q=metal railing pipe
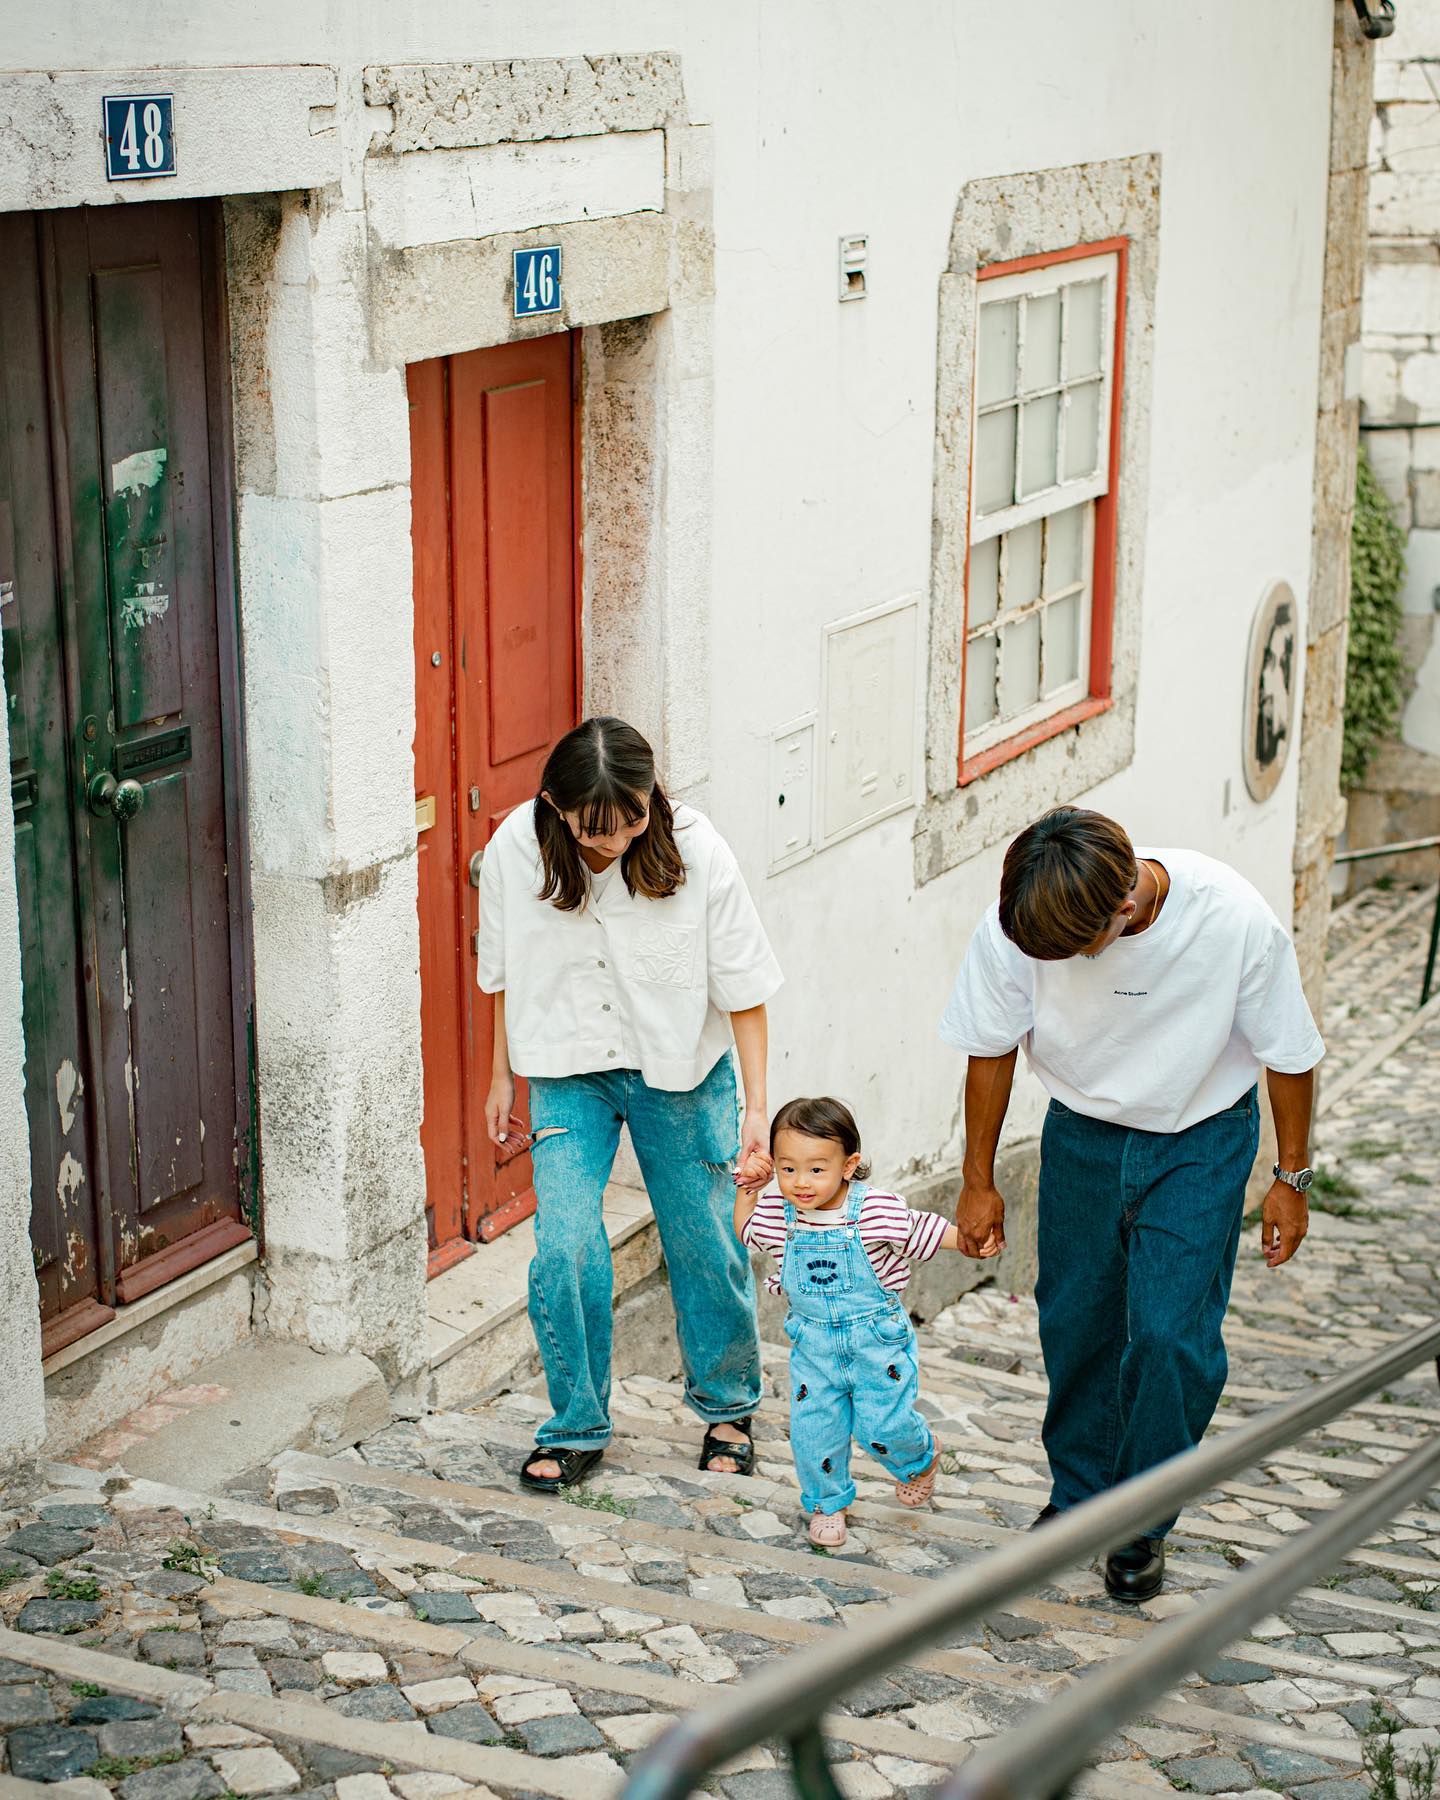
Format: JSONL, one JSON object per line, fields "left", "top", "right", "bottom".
{"left": 943, "top": 1429, "right": 1440, "bottom": 1800}
{"left": 622, "top": 1317, "right": 1440, "bottom": 1800}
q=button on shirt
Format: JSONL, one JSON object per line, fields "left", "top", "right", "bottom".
{"left": 478, "top": 802, "right": 783, "bottom": 1092}
{"left": 939, "top": 847, "right": 1325, "bottom": 1134}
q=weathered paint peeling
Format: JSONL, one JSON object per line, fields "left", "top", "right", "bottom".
{"left": 111, "top": 446, "right": 168, "bottom": 497}
{"left": 56, "top": 1151, "right": 85, "bottom": 1212}
{"left": 121, "top": 948, "right": 133, "bottom": 1012}
{"left": 55, "top": 1058, "right": 82, "bottom": 1134}
{"left": 120, "top": 581, "right": 171, "bottom": 629}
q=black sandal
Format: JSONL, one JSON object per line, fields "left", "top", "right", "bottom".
{"left": 518, "top": 1444, "right": 605, "bottom": 1494}
{"left": 698, "top": 1417, "right": 755, "bottom": 1477}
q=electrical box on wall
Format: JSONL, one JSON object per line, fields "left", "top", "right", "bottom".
{"left": 820, "top": 597, "right": 920, "bottom": 847}
{"left": 839, "top": 234, "right": 867, "bottom": 301}
{"left": 769, "top": 715, "right": 816, "bottom": 874}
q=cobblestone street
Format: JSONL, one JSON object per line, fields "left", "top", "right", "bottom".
{"left": 2, "top": 879, "right": 1439, "bottom": 1800}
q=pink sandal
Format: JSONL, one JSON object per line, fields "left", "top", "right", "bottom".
{"left": 808, "top": 1509, "right": 848, "bottom": 1548}
{"left": 895, "top": 1445, "right": 942, "bottom": 1508}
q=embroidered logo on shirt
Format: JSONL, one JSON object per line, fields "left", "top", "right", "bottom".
{"left": 629, "top": 923, "right": 697, "bottom": 988}
{"left": 1113, "top": 989, "right": 1149, "bottom": 997}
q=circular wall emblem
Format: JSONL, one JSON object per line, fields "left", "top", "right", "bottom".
{"left": 1243, "top": 579, "right": 1298, "bottom": 803}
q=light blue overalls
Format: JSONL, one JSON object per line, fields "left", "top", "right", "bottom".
{"left": 780, "top": 1182, "right": 936, "bottom": 1516}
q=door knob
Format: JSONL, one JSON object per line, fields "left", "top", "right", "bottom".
{"left": 469, "top": 848, "right": 485, "bottom": 887}
{"left": 87, "top": 773, "right": 146, "bottom": 821}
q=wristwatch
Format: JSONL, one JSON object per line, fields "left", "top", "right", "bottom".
{"left": 1273, "top": 1164, "right": 1314, "bottom": 1193}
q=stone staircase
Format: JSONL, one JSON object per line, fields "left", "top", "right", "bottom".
{"left": 2, "top": 881, "right": 1439, "bottom": 1800}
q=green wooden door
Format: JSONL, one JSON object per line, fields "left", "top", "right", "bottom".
{"left": 0, "top": 202, "right": 254, "bottom": 1358}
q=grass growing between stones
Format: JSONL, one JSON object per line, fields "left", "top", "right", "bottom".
{"left": 85, "top": 1753, "right": 184, "bottom": 1782}
{"left": 46, "top": 1568, "right": 102, "bottom": 1602}
{"left": 0, "top": 1562, "right": 26, "bottom": 1588}
{"left": 162, "top": 1538, "right": 216, "bottom": 1583}
{"left": 559, "top": 1487, "right": 634, "bottom": 1517}
{"left": 1312, "top": 1166, "right": 1362, "bottom": 1200}
{"left": 1362, "top": 1699, "right": 1439, "bottom": 1800}
{"left": 70, "top": 1681, "right": 107, "bottom": 1697}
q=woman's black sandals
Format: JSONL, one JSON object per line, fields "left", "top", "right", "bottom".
{"left": 518, "top": 1445, "right": 605, "bottom": 1494}
{"left": 698, "top": 1417, "right": 755, "bottom": 1477}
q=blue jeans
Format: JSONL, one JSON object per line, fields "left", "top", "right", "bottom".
{"left": 1035, "top": 1088, "right": 1259, "bottom": 1538}
{"left": 526, "top": 1055, "right": 762, "bottom": 1450}
{"left": 782, "top": 1185, "right": 936, "bottom": 1515}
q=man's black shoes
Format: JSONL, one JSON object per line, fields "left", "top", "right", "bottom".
{"left": 1029, "top": 1503, "right": 1060, "bottom": 1530}
{"left": 1104, "top": 1535, "right": 1165, "bottom": 1601}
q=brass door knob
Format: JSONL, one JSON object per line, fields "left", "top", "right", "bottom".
{"left": 88, "top": 773, "right": 146, "bottom": 821}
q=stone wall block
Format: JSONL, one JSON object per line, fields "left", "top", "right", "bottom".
{"left": 1361, "top": 347, "right": 1403, "bottom": 423}
{"left": 1309, "top": 514, "right": 1356, "bottom": 643}
{"left": 363, "top": 54, "right": 687, "bottom": 155}
{"left": 1401, "top": 351, "right": 1440, "bottom": 417}
{"left": 1366, "top": 424, "right": 1414, "bottom": 508}
{"left": 1362, "top": 257, "right": 1440, "bottom": 338}
{"left": 1377, "top": 100, "right": 1440, "bottom": 169}
{"left": 1412, "top": 427, "right": 1440, "bottom": 472}
{"left": 1370, "top": 171, "right": 1440, "bottom": 237}
{"left": 1414, "top": 469, "right": 1440, "bottom": 530}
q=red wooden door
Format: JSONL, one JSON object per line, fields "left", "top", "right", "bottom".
{"left": 410, "top": 332, "right": 578, "bottom": 1265}
{"left": 0, "top": 202, "right": 253, "bottom": 1354}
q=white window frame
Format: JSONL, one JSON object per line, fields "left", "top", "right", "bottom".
{"left": 963, "top": 251, "right": 1119, "bottom": 760}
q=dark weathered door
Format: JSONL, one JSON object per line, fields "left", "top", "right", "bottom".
{"left": 410, "top": 332, "right": 578, "bottom": 1262}
{"left": 0, "top": 202, "right": 253, "bottom": 1356}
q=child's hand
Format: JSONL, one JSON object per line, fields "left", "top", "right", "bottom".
{"left": 733, "top": 1148, "right": 774, "bottom": 1193}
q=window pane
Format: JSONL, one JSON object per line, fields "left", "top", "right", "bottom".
{"left": 1044, "top": 594, "right": 1081, "bottom": 692}
{"left": 1000, "top": 612, "right": 1041, "bottom": 716}
{"left": 978, "top": 300, "right": 1019, "bottom": 406}
{"left": 1022, "top": 292, "right": 1061, "bottom": 392}
{"left": 1005, "top": 521, "right": 1042, "bottom": 608}
{"left": 1065, "top": 280, "right": 1105, "bottom": 380}
{"left": 976, "top": 406, "right": 1017, "bottom": 514}
{"left": 1019, "top": 394, "right": 1059, "bottom": 497}
{"left": 1063, "top": 380, "right": 1102, "bottom": 481}
{"left": 965, "top": 632, "right": 998, "bottom": 732}
{"left": 1044, "top": 504, "right": 1086, "bottom": 593}
{"left": 969, "top": 536, "right": 999, "bottom": 628}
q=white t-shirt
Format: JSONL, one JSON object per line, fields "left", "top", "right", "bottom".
{"left": 938, "top": 847, "right": 1325, "bottom": 1133}
{"left": 478, "top": 802, "right": 783, "bottom": 1091}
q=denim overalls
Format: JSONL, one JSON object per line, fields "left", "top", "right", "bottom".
{"left": 780, "top": 1182, "right": 936, "bottom": 1516}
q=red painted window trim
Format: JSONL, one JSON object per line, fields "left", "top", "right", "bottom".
{"left": 958, "top": 235, "right": 1128, "bottom": 788}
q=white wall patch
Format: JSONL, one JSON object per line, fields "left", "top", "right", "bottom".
{"left": 819, "top": 597, "right": 921, "bottom": 848}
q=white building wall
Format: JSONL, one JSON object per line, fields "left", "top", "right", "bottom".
{"left": 0, "top": 0, "right": 1335, "bottom": 1460}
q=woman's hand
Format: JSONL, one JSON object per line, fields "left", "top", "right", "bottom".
{"left": 734, "top": 1108, "right": 772, "bottom": 1192}
{"left": 486, "top": 1071, "right": 517, "bottom": 1146}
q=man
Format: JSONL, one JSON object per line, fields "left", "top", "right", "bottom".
{"left": 939, "top": 808, "right": 1323, "bottom": 1601}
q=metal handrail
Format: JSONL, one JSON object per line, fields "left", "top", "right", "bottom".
{"left": 1331, "top": 833, "right": 1440, "bottom": 1006}
{"left": 623, "top": 1317, "right": 1440, "bottom": 1800}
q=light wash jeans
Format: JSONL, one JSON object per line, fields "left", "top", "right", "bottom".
{"left": 1035, "top": 1087, "right": 1260, "bottom": 1538}
{"left": 526, "top": 1054, "right": 762, "bottom": 1450}
{"left": 782, "top": 1184, "right": 936, "bottom": 1515}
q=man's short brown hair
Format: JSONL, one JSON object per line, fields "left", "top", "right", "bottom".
{"left": 999, "top": 808, "right": 1138, "bottom": 961}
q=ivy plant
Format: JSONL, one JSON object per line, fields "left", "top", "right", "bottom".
{"left": 1342, "top": 444, "right": 1408, "bottom": 791}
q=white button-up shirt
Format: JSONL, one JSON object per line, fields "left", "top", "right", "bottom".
{"left": 478, "top": 802, "right": 783, "bottom": 1092}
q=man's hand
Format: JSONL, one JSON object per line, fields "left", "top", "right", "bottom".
{"left": 1260, "top": 1179, "right": 1308, "bottom": 1268}
{"left": 956, "top": 1179, "right": 1007, "bottom": 1259}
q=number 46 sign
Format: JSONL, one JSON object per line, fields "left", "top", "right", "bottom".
{"left": 103, "top": 95, "right": 177, "bottom": 182}
{"left": 513, "top": 246, "right": 562, "bottom": 319}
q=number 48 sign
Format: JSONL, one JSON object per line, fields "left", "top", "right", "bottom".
{"left": 103, "top": 95, "right": 177, "bottom": 182}
{"left": 513, "top": 246, "right": 562, "bottom": 318}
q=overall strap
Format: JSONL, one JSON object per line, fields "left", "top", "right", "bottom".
{"left": 843, "top": 1181, "right": 867, "bottom": 1224}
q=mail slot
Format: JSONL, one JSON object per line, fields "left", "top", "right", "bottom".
{"left": 116, "top": 725, "right": 192, "bottom": 777}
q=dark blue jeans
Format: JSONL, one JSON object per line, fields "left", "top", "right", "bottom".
{"left": 1035, "top": 1088, "right": 1259, "bottom": 1538}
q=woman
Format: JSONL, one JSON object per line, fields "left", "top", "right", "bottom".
{"left": 478, "top": 717, "right": 781, "bottom": 1490}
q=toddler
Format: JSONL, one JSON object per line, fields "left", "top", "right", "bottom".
{"left": 734, "top": 1096, "right": 963, "bottom": 1547}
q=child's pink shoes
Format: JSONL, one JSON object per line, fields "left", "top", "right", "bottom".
{"left": 895, "top": 1445, "right": 942, "bottom": 1508}
{"left": 808, "top": 1509, "right": 848, "bottom": 1548}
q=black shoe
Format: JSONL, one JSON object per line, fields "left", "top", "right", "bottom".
{"left": 1104, "top": 1536, "right": 1165, "bottom": 1602}
{"left": 1029, "top": 1503, "right": 1060, "bottom": 1531}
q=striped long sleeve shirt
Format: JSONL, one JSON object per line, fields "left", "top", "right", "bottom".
{"left": 740, "top": 1187, "right": 950, "bottom": 1295}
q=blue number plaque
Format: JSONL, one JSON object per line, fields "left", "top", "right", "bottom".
{"left": 513, "top": 246, "right": 562, "bottom": 318}
{"left": 103, "top": 95, "right": 176, "bottom": 182}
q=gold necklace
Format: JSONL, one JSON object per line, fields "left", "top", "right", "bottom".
{"left": 1138, "top": 861, "right": 1167, "bottom": 932}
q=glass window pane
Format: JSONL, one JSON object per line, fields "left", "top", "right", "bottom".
{"left": 1044, "top": 504, "right": 1086, "bottom": 593}
{"left": 1044, "top": 594, "right": 1081, "bottom": 692}
{"left": 1022, "top": 292, "right": 1061, "bottom": 392}
{"left": 976, "top": 406, "right": 1017, "bottom": 514}
{"left": 1005, "top": 521, "right": 1042, "bottom": 609}
{"left": 1063, "top": 380, "right": 1102, "bottom": 481}
{"left": 1019, "top": 394, "right": 1058, "bottom": 497}
{"left": 1065, "top": 280, "right": 1104, "bottom": 380}
{"left": 1000, "top": 613, "right": 1041, "bottom": 717}
{"left": 968, "top": 537, "right": 999, "bottom": 628}
{"left": 978, "top": 300, "right": 1019, "bottom": 406}
{"left": 965, "top": 632, "right": 998, "bottom": 732}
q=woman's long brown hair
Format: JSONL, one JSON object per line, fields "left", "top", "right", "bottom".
{"left": 534, "top": 717, "right": 686, "bottom": 912}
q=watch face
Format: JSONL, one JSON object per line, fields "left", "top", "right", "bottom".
{"left": 1295, "top": 1168, "right": 1314, "bottom": 1192}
